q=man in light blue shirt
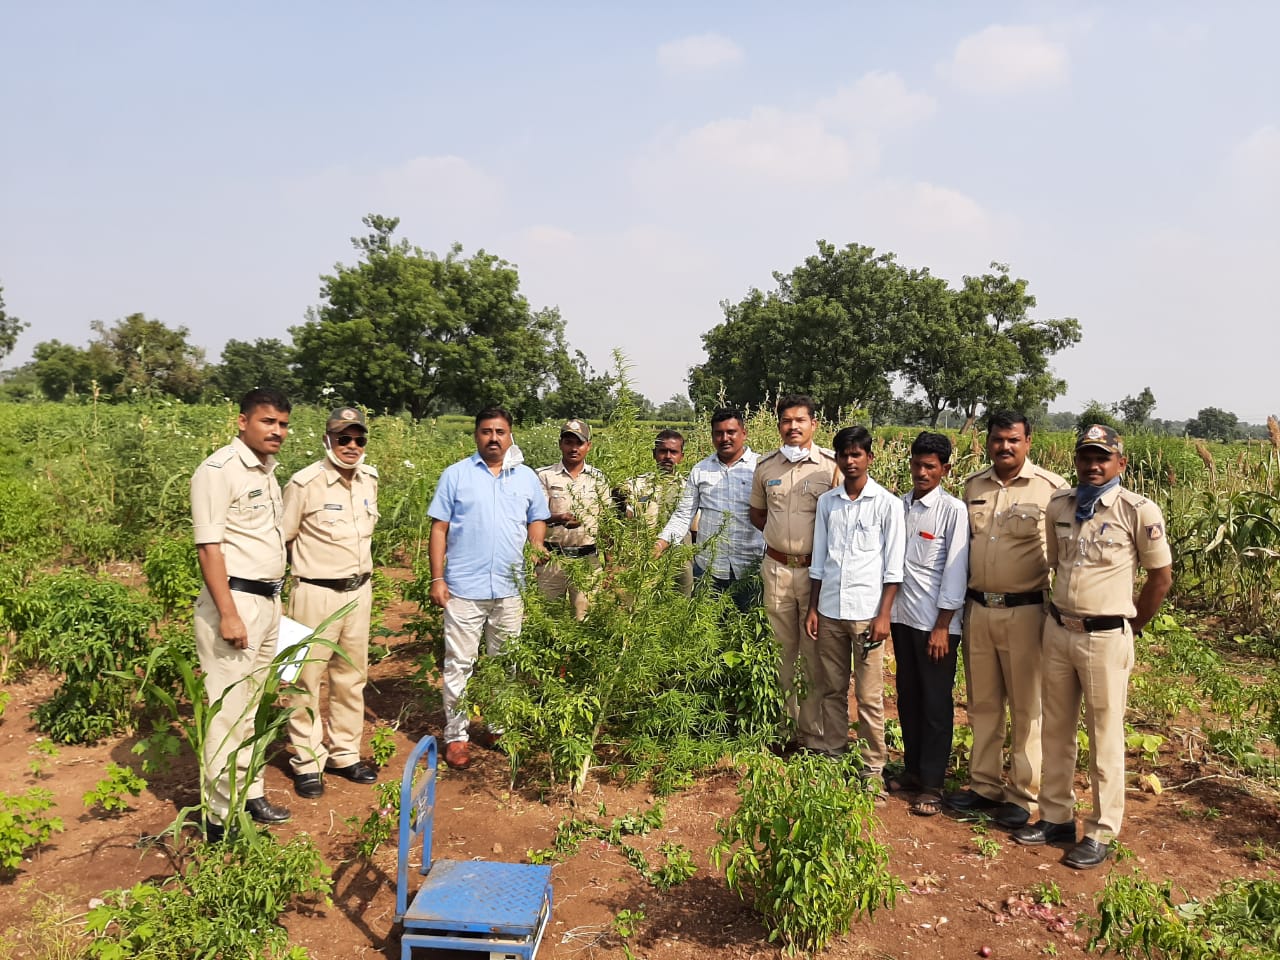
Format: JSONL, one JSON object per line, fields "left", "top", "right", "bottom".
{"left": 805, "top": 426, "right": 903, "bottom": 773}
{"left": 656, "top": 408, "right": 764, "bottom": 611}
{"left": 891, "top": 431, "right": 970, "bottom": 816}
{"left": 428, "top": 407, "right": 549, "bottom": 770}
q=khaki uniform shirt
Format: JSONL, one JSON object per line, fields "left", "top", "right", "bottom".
{"left": 622, "top": 471, "right": 685, "bottom": 528}
{"left": 282, "top": 459, "right": 379, "bottom": 579}
{"left": 190, "top": 436, "right": 286, "bottom": 580}
{"left": 1046, "top": 485, "right": 1172, "bottom": 619}
{"left": 965, "top": 459, "right": 1068, "bottom": 594}
{"left": 749, "top": 447, "right": 838, "bottom": 557}
{"left": 537, "top": 462, "right": 611, "bottom": 549}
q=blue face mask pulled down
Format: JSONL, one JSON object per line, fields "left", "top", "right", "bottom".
{"left": 1075, "top": 475, "right": 1120, "bottom": 522}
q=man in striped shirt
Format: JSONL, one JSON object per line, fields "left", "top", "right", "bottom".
{"left": 656, "top": 408, "right": 764, "bottom": 611}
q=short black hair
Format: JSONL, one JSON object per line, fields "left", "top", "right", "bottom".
{"left": 474, "top": 406, "right": 513, "bottom": 429}
{"left": 239, "top": 388, "right": 291, "bottom": 415}
{"left": 654, "top": 428, "right": 685, "bottom": 447}
{"left": 776, "top": 394, "right": 816, "bottom": 419}
{"left": 985, "top": 409, "right": 1031, "bottom": 436}
{"left": 910, "top": 431, "right": 952, "bottom": 464}
{"left": 710, "top": 407, "right": 745, "bottom": 429}
{"left": 832, "top": 425, "right": 873, "bottom": 457}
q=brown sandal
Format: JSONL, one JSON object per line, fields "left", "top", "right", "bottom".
{"left": 910, "top": 791, "right": 944, "bottom": 817}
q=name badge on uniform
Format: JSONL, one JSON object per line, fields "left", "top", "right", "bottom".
{"left": 324, "top": 503, "right": 344, "bottom": 511}
{"left": 248, "top": 489, "right": 263, "bottom": 499}
{"left": 969, "top": 498, "right": 987, "bottom": 505}
{"left": 766, "top": 479, "right": 782, "bottom": 487}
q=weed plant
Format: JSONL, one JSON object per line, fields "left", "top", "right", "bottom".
{"left": 83, "top": 763, "right": 148, "bottom": 816}
{"left": 85, "top": 832, "right": 331, "bottom": 960}
{"left": 0, "top": 788, "right": 65, "bottom": 877}
{"left": 1089, "top": 871, "right": 1280, "bottom": 959}
{"left": 711, "top": 752, "right": 902, "bottom": 955}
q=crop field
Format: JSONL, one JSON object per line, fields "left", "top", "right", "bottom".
{"left": 0, "top": 397, "right": 1278, "bottom": 959}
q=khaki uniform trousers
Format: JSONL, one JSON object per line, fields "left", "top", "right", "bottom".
{"left": 763, "top": 555, "right": 822, "bottom": 747}
{"left": 813, "top": 615, "right": 886, "bottom": 766}
{"left": 194, "top": 586, "right": 281, "bottom": 825}
{"left": 963, "top": 602, "right": 1046, "bottom": 807}
{"left": 286, "top": 580, "right": 373, "bottom": 775}
{"left": 1038, "top": 616, "right": 1134, "bottom": 841}
{"left": 537, "top": 555, "right": 600, "bottom": 621}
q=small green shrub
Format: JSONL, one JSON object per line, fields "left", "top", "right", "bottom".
{"left": 142, "top": 536, "right": 201, "bottom": 616}
{"left": 711, "top": 753, "right": 902, "bottom": 955}
{"left": 0, "top": 788, "right": 65, "bottom": 878}
{"left": 85, "top": 832, "right": 331, "bottom": 959}
{"left": 84, "top": 763, "right": 148, "bottom": 816}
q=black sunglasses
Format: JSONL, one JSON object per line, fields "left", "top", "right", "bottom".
{"left": 330, "top": 433, "right": 367, "bottom": 448}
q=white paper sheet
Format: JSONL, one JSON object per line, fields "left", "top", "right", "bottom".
{"left": 275, "top": 615, "right": 314, "bottom": 683}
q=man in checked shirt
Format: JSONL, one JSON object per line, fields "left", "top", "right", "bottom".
{"left": 655, "top": 408, "right": 764, "bottom": 612}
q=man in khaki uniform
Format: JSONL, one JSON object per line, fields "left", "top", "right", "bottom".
{"left": 282, "top": 406, "right": 380, "bottom": 799}
{"left": 749, "top": 395, "right": 837, "bottom": 751}
{"left": 1012, "top": 425, "right": 1171, "bottom": 869}
{"left": 947, "top": 411, "right": 1067, "bottom": 828}
{"left": 190, "top": 388, "right": 294, "bottom": 840}
{"left": 537, "top": 419, "right": 611, "bottom": 620}
{"left": 621, "top": 429, "right": 693, "bottom": 595}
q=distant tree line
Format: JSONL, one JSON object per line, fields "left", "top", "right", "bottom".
{"left": 0, "top": 222, "right": 1269, "bottom": 439}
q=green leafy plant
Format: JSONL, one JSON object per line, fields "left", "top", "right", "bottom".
{"left": 0, "top": 882, "right": 91, "bottom": 960}
{"left": 27, "top": 739, "right": 58, "bottom": 779}
{"left": 526, "top": 805, "right": 691, "bottom": 889}
{"left": 141, "top": 536, "right": 202, "bottom": 617}
{"left": 85, "top": 832, "right": 330, "bottom": 959}
{"left": 711, "top": 752, "right": 902, "bottom": 955}
{"left": 130, "top": 730, "right": 182, "bottom": 775}
{"left": 1125, "top": 728, "right": 1166, "bottom": 768}
{"left": 1033, "top": 879, "right": 1064, "bottom": 906}
{"left": 83, "top": 763, "right": 148, "bottom": 816}
{"left": 369, "top": 722, "right": 397, "bottom": 769}
{"left": 1089, "top": 871, "right": 1280, "bottom": 958}
{"left": 345, "top": 780, "right": 401, "bottom": 859}
{"left": 613, "top": 906, "right": 647, "bottom": 960}
{"left": 0, "top": 788, "right": 65, "bottom": 878}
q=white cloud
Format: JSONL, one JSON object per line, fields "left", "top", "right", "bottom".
{"left": 939, "top": 24, "right": 1069, "bottom": 94}
{"left": 657, "top": 33, "right": 744, "bottom": 74}
{"left": 1226, "top": 124, "right": 1280, "bottom": 209}
{"left": 815, "top": 70, "right": 937, "bottom": 132}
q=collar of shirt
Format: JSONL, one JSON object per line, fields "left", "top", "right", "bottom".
{"left": 706, "top": 447, "right": 756, "bottom": 471}
{"left": 986, "top": 457, "right": 1040, "bottom": 486}
{"left": 906, "top": 485, "right": 943, "bottom": 509}
{"left": 545, "top": 461, "right": 601, "bottom": 479}
{"left": 835, "top": 475, "right": 888, "bottom": 503}
{"left": 231, "top": 436, "right": 276, "bottom": 473}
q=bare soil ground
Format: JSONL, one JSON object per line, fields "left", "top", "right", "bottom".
{"left": 2, "top": 596, "right": 1278, "bottom": 960}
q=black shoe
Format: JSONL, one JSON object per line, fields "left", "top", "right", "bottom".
{"left": 293, "top": 772, "right": 324, "bottom": 799}
{"left": 994, "top": 803, "right": 1031, "bottom": 829}
{"left": 246, "top": 797, "right": 292, "bottom": 824}
{"left": 1012, "top": 819, "right": 1076, "bottom": 846}
{"left": 203, "top": 820, "right": 227, "bottom": 843}
{"left": 325, "top": 760, "right": 378, "bottom": 784}
{"left": 945, "top": 788, "right": 1001, "bottom": 811}
{"left": 1064, "top": 837, "right": 1110, "bottom": 870}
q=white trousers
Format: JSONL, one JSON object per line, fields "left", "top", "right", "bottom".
{"left": 442, "top": 595, "right": 524, "bottom": 742}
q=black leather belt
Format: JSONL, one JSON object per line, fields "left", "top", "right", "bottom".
{"left": 546, "top": 543, "right": 598, "bottom": 558}
{"left": 967, "top": 588, "right": 1044, "bottom": 609}
{"left": 298, "top": 573, "right": 371, "bottom": 592}
{"left": 1049, "top": 603, "right": 1125, "bottom": 633}
{"left": 228, "top": 576, "right": 284, "bottom": 598}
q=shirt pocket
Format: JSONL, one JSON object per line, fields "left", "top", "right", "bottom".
{"left": 967, "top": 501, "right": 990, "bottom": 536}
{"left": 358, "top": 500, "right": 379, "bottom": 539}
{"left": 853, "top": 519, "right": 881, "bottom": 552}
{"left": 230, "top": 494, "right": 274, "bottom": 530}
{"left": 308, "top": 504, "right": 352, "bottom": 543}
{"left": 907, "top": 530, "right": 943, "bottom": 567}
{"left": 1003, "top": 503, "right": 1043, "bottom": 540}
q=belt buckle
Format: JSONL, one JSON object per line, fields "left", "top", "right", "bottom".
{"left": 271, "top": 579, "right": 284, "bottom": 597}
{"left": 787, "top": 555, "right": 805, "bottom": 568}
{"left": 343, "top": 575, "right": 361, "bottom": 591}
{"left": 1061, "top": 614, "right": 1086, "bottom": 633}
{"left": 983, "top": 592, "right": 1006, "bottom": 608}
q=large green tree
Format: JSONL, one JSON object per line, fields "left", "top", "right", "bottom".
{"left": 209, "top": 338, "right": 301, "bottom": 402}
{"left": 292, "top": 215, "right": 581, "bottom": 419}
{"left": 89, "top": 313, "right": 207, "bottom": 401}
{"left": 1185, "top": 406, "right": 1240, "bottom": 442}
{"left": 0, "top": 283, "right": 28, "bottom": 364}
{"left": 1118, "top": 387, "right": 1157, "bottom": 430}
{"left": 688, "top": 242, "right": 910, "bottom": 418}
{"left": 32, "top": 339, "right": 117, "bottom": 399}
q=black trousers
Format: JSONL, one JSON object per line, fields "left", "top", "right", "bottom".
{"left": 891, "top": 622, "right": 960, "bottom": 792}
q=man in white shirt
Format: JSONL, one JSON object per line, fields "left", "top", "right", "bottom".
{"left": 890, "top": 431, "right": 970, "bottom": 816}
{"left": 805, "top": 426, "right": 903, "bottom": 778}
{"left": 656, "top": 408, "right": 764, "bottom": 611}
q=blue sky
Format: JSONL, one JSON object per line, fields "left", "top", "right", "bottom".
{"left": 2, "top": 3, "right": 1276, "bottom": 421}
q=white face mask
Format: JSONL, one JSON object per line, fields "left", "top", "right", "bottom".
{"left": 503, "top": 443, "right": 525, "bottom": 469}
{"left": 325, "top": 436, "right": 366, "bottom": 471}
{"left": 780, "top": 444, "right": 810, "bottom": 463}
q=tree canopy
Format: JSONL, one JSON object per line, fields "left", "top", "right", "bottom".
{"left": 689, "top": 242, "right": 1080, "bottom": 426}
{"left": 0, "top": 283, "right": 28, "bottom": 365}
{"left": 1186, "top": 406, "right": 1241, "bottom": 442}
{"left": 208, "top": 338, "right": 301, "bottom": 402}
{"left": 291, "top": 215, "right": 597, "bottom": 420}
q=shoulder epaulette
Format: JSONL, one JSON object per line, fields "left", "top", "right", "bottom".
{"left": 359, "top": 462, "right": 379, "bottom": 479}
{"left": 757, "top": 449, "right": 780, "bottom": 464}
{"left": 964, "top": 464, "right": 994, "bottom": 484}
{"left": 202, "top": 446, "right": 237, "bottom": 469}
{"left": 289, "top": 461, "right": 326, "bottom": 486}
{"left": 1049, "top": 487, "right": 1075, "bottom": 501}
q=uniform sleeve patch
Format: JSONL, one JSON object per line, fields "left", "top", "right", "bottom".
{"left": 1145, "top": 523, "right": 1164, "bottom": 540}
